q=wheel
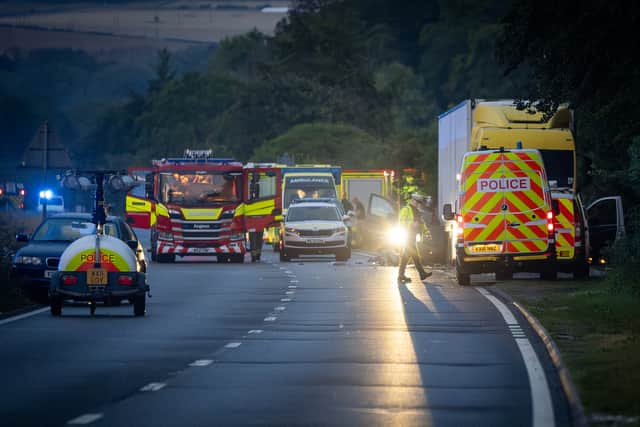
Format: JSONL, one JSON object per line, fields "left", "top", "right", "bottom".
{"left": 335, "top": 249, "right": 349, "bottom": 262}
{"left": 157, "top": 253, "right": 175, "bottom": 263}
{"left": 50, "top": 296, "right": 62, "bottom": 316}
{"left": 280, "top": 250, "right": 290, "bottom": 262}
{"left": 541, "top": 270, "right": 558, "bottom": 281}
{"left": 217, "top": 255, "right": 229, "bottom": 263}
{"left": 89, "top": 302, "right": 96, "bottom": 316}
{"left": 133, "top": 295, "right": 146, "bottom": 316}
{"left": 495, "top": 271, "right": 513, "bottom": 281}
{"left": 456, "top": 268, "right": 471, "bottom": 286}
{"left": 573, "top": 262, "right": 590, "bottom": 280}
{"left": 230, "top": 254, "right": 244, "bottom": 263}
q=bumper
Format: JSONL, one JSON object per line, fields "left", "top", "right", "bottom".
{"left": 11, "top": 267, "right": 54, "bottom": 292}
{"left": 283, "top": 239, "right": 347, "bottom": 255}
{"left": 157, "top": 240, "right": 245, "bottom": 255}
{"left": 456, "top": 247, "right": 556, "bottom": 274}
{"left": 50, "top": 272, "right": 148, "bottom": 302}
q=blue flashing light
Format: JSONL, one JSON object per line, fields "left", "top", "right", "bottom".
{"left": 39, "top": 189, "right": 53, "bottom": 200}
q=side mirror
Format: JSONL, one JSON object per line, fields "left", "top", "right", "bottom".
{"left": 342, "top": 215, "right": 351, "bottom": 222}
{"left": 126, "top": 240, "right": 139, "bottom": 250}
{"left": 16, "top": 233, "right": 29, "bottom": 242}
{"left": 551, "top": 199, "right": 560, "bottom": 216}
{"left": 443, "top": 203, "right": 454, "bottom": 221}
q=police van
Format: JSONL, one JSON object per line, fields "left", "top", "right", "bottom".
{"left": 444, "top": 148, "right": 556, "bottom": 286}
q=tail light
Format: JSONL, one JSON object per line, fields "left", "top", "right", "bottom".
{"left": 117, "top": 275, "right": 135, "bottom": 286}
{"left": 456, "top": 215, "right": 464, "bottom": 243}
{"left": 546, "top": 211, "right": 555, "bottom": 243}
{"left": 19, "top": 189, "right": 26, "bottom": 196}
{"left": 61, "top": 275, "right": 78, "bottom": 285}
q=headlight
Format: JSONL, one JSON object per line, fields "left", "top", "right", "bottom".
{"left": 387, "top": 225, "right": 407, "bottom": 247}
{"left": 334, "top": 227, "right": 348, "bottom": 236}
{"left": 14, "top": 256, "right": 43, "bottom": 265}
{"left": 285, "top": 227, "right": 299, "bottom": 236}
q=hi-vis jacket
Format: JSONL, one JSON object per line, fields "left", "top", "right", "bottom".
{"left": 458, "top": 149, "right": 554, "bottom": 259}
{"left": 399, "top": 205, "right": 427, "bottom": 236}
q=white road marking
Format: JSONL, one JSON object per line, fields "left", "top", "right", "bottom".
{"left": 274, "top": 306, "right": 286, "bottom": 311}
{"left": 140, "top": 382, "right": 166, "bottom": 392}
{"left": 67, "top": 413, "right": 103, "bottom": 424}
{"left": 289, "top": 279, "right": 299, "bottom": 283}
{"left": 0, "top": 307, "right": 49, "bottom": 326}
{"left": 280, "top": 298, "right": 292, "bottom": 302}
{"left": 189, "top": 359, "right": 213, "bottom": 367}
{"left": 248, "top": 329, "right": 263, "bottom": 334}
{"left": 288, "top": 285, "right": 298, "bottom": 288}
{"left": 285, "top": 291, "right": 295, "bottom": 295}
{"left": 225, "top": 342, "right": 242, "bottom": 348}
{"left": 264, "top": 316, "right": 277, "bottom": 322}
{"left": 284, "top": 270, "right": 292, "bottom": 274}
{"left": 477, "top": 287, "right": 555, "bottom": 427}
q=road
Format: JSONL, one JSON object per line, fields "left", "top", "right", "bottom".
{"left": 0, "top": 249, "right": 571, "bottom": 426}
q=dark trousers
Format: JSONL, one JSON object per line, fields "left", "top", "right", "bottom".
{"left": 249, "top": 231, "right": 264, "bottom": 260}
{"left": 398, "top": 241, "right": 426, "bottom": 277}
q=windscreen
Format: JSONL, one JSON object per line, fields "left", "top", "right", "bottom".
{"left": 160, "top": 172, "right": 239, "bottom": 206}
{"left": 284, "top": 176, "right": 337, "bottom": 208}
{"left": 31, "top": 218, "right": 118, "bottom": 241}
{"left": 287, "top": 206, "right": 340, "bottom": 222}
{"left": 539, "top": 150, "right": 574, "bottom": 189}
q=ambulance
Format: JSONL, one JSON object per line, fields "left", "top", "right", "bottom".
{"left": 443, "top": 148, "right": 556, "bottom": 286}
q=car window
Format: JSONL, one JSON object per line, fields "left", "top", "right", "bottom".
{"left": 31, "top": 218, "right": 120, "bottom": 241}
{"left": 118, "top": 220, "right": 136, "bottom": 241}
{"left": 32, "top": 218, "right": 96, "bottom": 241}
{"left": 287, "top": 206, "right": 340, "bottom": 222}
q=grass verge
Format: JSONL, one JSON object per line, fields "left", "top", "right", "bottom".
{"left": 498, "top": 275, "right": 640, "bottom": 426}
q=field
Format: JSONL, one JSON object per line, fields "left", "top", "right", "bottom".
{"left": 0, "top": 1, "right": 289, "bottom": 52}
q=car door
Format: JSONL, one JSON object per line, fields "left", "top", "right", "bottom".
{"left": 364, "top": 194, "right": 397, "bottom": 247}
{"left": 241, "top": 167, "right": 282, "bottom": 232}
{"left": 586, "top": 196, "right": 625, "bottom": 262}
{"left": 125, "top": 167, "right": 155, "bottom": 229}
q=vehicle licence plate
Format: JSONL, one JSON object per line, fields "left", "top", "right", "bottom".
{"left": 306, "top": 239, "right": 324, "bottom": 244}
{"left": 471, "top": 244, "right": 501, "bottom": 253}
{"left": 87, "top": 268, "right": 108, "bottom": 285}
{"left": 191, "top": 248, "right": 214, "bottom": 254}
{"left": 44, "top": 270, "right": 56, "bottom": 278}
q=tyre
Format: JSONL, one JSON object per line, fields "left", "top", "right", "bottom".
{"left": 217, "top": 255, "right": 229, "bottom": 263}
{"left": 573, "top": 262, "right": 590, "bottom": 280}
{"left": 230, "top": 254, "right": 245, "bottom": 263}
{"left": 157, "top": 253, "right": 175, "bottom": 263}
{"left": 280, "top": 250, "right": 290, "bottom": 262}
{"left": 541, "top": 270, "right": 558, "bottom": 281}
{"left": 456, "top": 268, "right": 471, "bottom": 286}
{"left": 495, "top": 271, "right": 513, "bottom": 281}
{"left": 335, "top": 249, "right": 349, "bottom": 262}
{"left": 50, "top": 296, "right": 62, "bottom": 316}
{"left": 133, "top": 295, "right": 146, "bottom": 317}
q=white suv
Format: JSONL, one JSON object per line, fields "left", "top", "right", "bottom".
{"left": 280, "top": 202, "right": 350, "bottom": 262}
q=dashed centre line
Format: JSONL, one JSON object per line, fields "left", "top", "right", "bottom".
{"left": 189, "top": 359, "right": 214, "bottom": 367}
{"left": 67, "top": 413, "right": 103, "bottom": 425}
{"left": 264, "top": 316, "right": 277, "bottom": 322}
{"left": 274, "top": 306, "right": 286, "bottom": 311}
{"left": 140, "top": 382, "right": 166, "bottom": 392}
{"left": 248, "top": 329, "right": 263, "bottom": 334}
{"left": 281, "top": 298, "right": 292, "bottom": 302}
{"left": 225, "top": 342, "right": 242, "bottom": 349}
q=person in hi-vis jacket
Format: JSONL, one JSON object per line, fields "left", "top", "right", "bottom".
{"left": 397, "top": 194, "right": 432, "bottom": 283}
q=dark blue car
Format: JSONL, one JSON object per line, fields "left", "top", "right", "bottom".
{"left": 12, "top": 213, "right": 146, "bottom": 303}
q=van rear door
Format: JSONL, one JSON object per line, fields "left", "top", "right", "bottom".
{"left": 502, "top": 151, "right": 550, "bottom": 255}
{"left": 460, "top": 151, "right": 508, "bottom": 255}
{"left": 460, "top": 150, "right": 550, "bottom": 256}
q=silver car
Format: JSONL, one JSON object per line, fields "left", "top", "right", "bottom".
{"left": 280, "top": 202, "right": 350, "bottom": 262}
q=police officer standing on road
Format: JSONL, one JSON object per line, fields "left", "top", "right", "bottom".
{"left": 398, "top": 194, "right": 432, "bottom": 283}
